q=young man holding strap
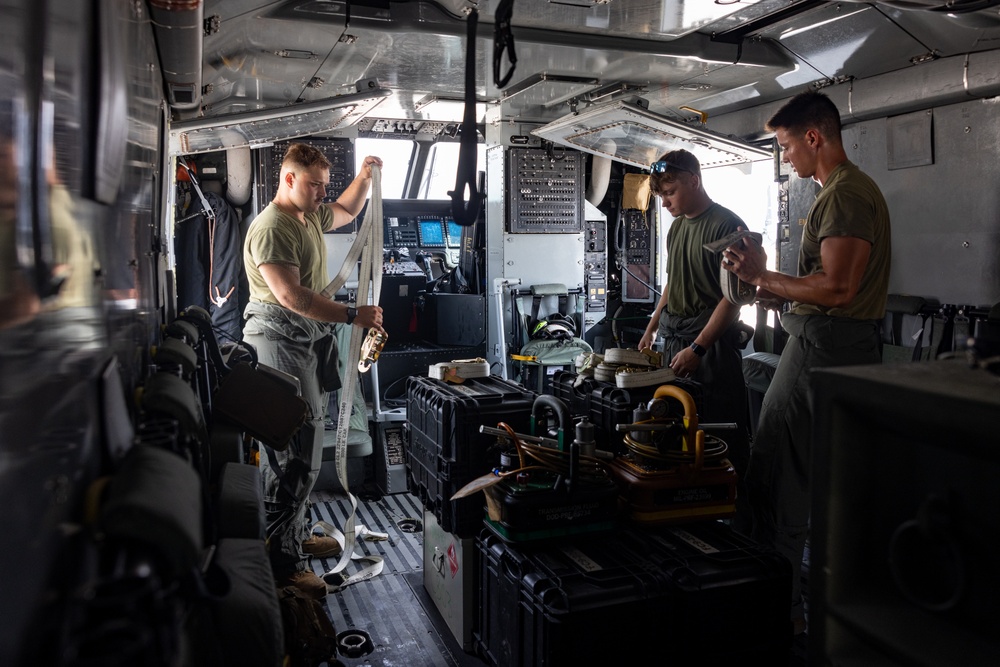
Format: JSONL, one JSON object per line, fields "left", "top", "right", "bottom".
{"left": 243, "top": 143, "right": 384, "bottom": 598}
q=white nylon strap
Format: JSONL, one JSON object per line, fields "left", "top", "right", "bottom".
{"left": 326, "top": 166, "right": 384, "bottom": 578}
{"left": 311, "top": 520, "right": 387, "bottom": 592}
{"left": 321, "top": 166, "right": 385, "bottom": 300}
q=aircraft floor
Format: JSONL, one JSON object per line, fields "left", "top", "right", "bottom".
{"left": 308, "top": 489, "right": 483, "bottom": 667}
{"left": 308, "top": 488, "right": 809, "bottom": 667}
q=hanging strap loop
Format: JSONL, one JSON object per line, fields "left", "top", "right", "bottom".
{"left": 448, "top": 8, "right": 485, "bottom": 227}
{"left": 493, "top": 0, "right": 517, "bottom": 89}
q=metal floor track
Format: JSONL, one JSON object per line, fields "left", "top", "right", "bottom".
{"left": 307, "top": 489, "right": 486, "bottom": 667}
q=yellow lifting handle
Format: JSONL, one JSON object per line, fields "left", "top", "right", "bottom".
{"left": 679, "top": 105, "right": 708, "bottom": 124}
{"left": 652, "top": 384, "right": 704, "bottom": 470}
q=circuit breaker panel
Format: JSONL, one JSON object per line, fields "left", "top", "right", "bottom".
{"left": 506, "top": 147, "right": 585, "bottom": 233}
{"left": 254, "top": 138, "right": 355, "bottom": 232}
{"left": 620, "top": 208, "right": 656, "bottom": 303}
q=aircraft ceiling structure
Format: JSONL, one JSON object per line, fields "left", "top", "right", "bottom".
{"left": 184, "top": 1, "right": 1000, "bottom": 138}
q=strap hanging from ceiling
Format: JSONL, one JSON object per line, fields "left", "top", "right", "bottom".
{"left": 448, "top": 7, "right": 485, "bottom": 227}
{"left": 494, "top": 0, "right": 517, "bottom": 89}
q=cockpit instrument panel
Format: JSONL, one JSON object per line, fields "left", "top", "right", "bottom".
{"left": 446, "top": 221, "right": 463, "bottom": 248}
{"left": 416, "top": 219, "right": 446, "bottom": 247}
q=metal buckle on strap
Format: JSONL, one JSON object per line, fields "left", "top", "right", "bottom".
{"left": 358, "top": 328, "right": 388, "bottom": 373}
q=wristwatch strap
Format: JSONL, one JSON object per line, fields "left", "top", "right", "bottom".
{"left": 690, "top": 342, "right": 707, "bottom": 357}
{"left": 345, "top": 306, "right": 358, "bottom": 325}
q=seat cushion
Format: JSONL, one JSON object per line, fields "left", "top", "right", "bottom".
{"left": 743, "top": 352, "right": 781, "bottom": 394}
{"left": 216, "top": 463, "right": 265, "bottom": 540}
{"left": 210, "top": 538, "right": 283, "bottom": 666}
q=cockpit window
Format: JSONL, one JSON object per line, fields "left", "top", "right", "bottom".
{"left": 417, "top": 142, "right": 487, "bottom": 200}
{"left": 699, "top": 160, "right": 781, "bottom": 329}
{"left": 354, "top": 138, "right": 413, "bottom": 198}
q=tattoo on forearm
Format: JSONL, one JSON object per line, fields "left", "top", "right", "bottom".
{"left": 294, "top": 291, "right": 313, "bottom": 314}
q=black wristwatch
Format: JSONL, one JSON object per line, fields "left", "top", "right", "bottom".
{"left": 689, "top": 342, "right": 707, "bottom": 357}
{"left": 345, "top": 306, "right": 358, "bottom": 325}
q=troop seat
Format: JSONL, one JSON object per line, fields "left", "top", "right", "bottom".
{"left": 742, "top": 351, "right": 780, "bottom": 438}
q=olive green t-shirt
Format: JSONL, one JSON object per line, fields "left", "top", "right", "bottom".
{"left": 244, "top": 203, "right": 335, "bottom": 304}
{"left": 665, "top": 202, "right": 745, "bottom": 319}
{"left": 791, "top": 161, "right": 891, "bottom": 320}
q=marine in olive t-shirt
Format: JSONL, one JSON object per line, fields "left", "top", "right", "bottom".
{"left": 665, "top": 202, "right": 743, "bottom": 320}
{"left": 243, "top": 202, "right": 335, "bottom": 304}
{"left": 790, "top": 160, "right": 891, "bottom": 320}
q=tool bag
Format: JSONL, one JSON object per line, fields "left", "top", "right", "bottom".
{"left": 277, "top": 586, "right": 341, "bottom": 667}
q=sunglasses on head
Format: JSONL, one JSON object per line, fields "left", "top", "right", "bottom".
{"left": 650, "top": 160, "right": 693, "bottom": 174}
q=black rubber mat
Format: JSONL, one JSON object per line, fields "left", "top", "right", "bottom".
{"left": 309, "top": 490, "right": 485, "bottom": 667}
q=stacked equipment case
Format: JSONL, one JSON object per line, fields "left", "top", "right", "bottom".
{"left": 476, "top": 520, "right": 791, "bottom": 666}
{"left": 406, "top": 375, "right": 537, "bottom": 538}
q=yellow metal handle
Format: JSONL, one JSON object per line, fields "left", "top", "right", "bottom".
{"left": 652, "top": 384, "right": 704, "bottom": 470}
{"left": 679, "top": 105, "right": 708, "bottom": 124}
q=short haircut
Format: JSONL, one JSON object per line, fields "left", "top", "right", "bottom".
{"left": 766, "top": 90, "right": 842, "bottom": 140}
{"left": 649, "top": 148, "right": 700, "bottom": 192}
{"left": 281, "top": 143, "right": 331, "bottom": 172}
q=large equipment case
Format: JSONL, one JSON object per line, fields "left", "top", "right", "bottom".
{"left": 406, "top": 375, "right": 536, "bottom": 538}
{"left": 475, "top": 520, "right": 791, "bottom": 666}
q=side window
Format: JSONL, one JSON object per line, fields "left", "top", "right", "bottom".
{"left": 698, "top": 160, "right": 781, "bottom": 328}
{"left": 417, "top": 142, "right": 486, "bottom": 199}
{"left": 354, "top": 138, "right": 414, "bottom": 198}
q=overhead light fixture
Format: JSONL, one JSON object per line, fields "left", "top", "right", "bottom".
{"left": 500, "top": 73, "right": 601, "bottom": 107}
{"left": 584, "top": 82, "right": 648, "bottom": 104}
{"left": 413, "top": 95, "right": 487, "bottom": 123}
{"left": 532, "top": 99, "right": 771, "bottom": 169}
{"left": 661, "top": 0, "right": 767, "bottom": 37}
{"left": 169, "top": 88, "right": 392, "bottom": 155}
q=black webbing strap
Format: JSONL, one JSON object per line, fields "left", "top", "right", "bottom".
{"left": 931, "top": 311, "right": 950, "bottom": 358}
{"left": 448, "top": 8, "right": 485, "bottom": 227}
{"left": 177, "top": 157, "right": 215, "bottom": 226}
{"left": 528, "top": 292, "right": 570, "bottom": 327}
{"left": 493, "top": 0, "right": 517, "bottom": 89}
{"left": 953, "top": 308, "right": 971, "bottom": 351}
{"left": 753, "top": 304, "right": 786, "bottom": 354}
{"left": 753, "top": 304, "right": 768, "bottom": 353}
{"left": 911, "top": 312, "right": 930, "bottom": 361}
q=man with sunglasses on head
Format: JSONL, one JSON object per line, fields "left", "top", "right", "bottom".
{"left": 722, "top": 90, "right": 891, "bottom": 635}
{"left": 638, "top": 149, "right": 751, "bottom": 521}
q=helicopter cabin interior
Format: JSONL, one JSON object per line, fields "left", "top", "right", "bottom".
{"left": 2, "top": 1, "right": 1000, "bottom": 666}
